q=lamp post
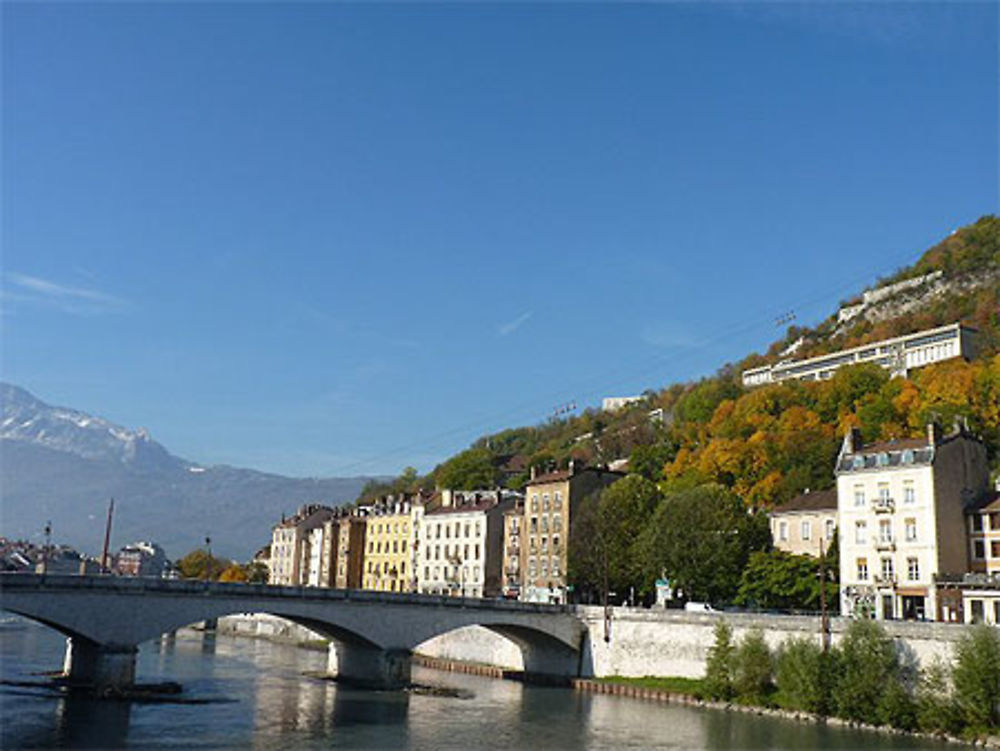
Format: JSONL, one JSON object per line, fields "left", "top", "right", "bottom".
{"left": 205, "top": 535, "right": 213, "bottom": 580}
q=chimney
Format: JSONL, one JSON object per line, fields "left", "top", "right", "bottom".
{"left": 927, "top": 422, "right": 942, "bottom": 446}
{"left": 568, "top": 459, "right": 577, "bottom": 476}
{"left": 843, "top": 427, "right": 863, "bottom": 454}
{"left": 441, "top": 488, "right": 453, "bottom": 508}
{"left": 530, "top": 466, "right": 537, "bottom": 481}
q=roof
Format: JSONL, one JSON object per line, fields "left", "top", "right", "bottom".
{"left": 968, "top": 491, "right": 1000, "bottom": 514}
{"left": 524, "top": 466, "right": 625, "bottom": 487}
{"left": 427, "top": 498, "right": 505, "bottom": 516}
{"left": 772, "top": 488, "right": 838, "bottom": 515}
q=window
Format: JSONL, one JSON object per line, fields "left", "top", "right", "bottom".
{"left": 424, "top": 566, "right": 430, "bottom": 580}
{"left": 541, "top": 516, "right": 549, "bottom": 533}
{"left": 857, "top": 558, "right": 868, "bottom": 580}
{"left": 992, "top": 541, "right": 1000, "bottom": 559}
{"left": 972, "top": 515, "right": 984, "bottom": 532}
{"left": 877, "top": 453, "right": 890, "bottom": 467}
{"left": 530, "top": 517, "right": 538, "bottom": 534}
{"left": 902, "top": 450, "right": 914, "bottom": 465}
{"left": 881, "top": 558, "right": 894, "bottom": 580}
{"left": 879, "top": 519, "right": 893, "bottom": 543}
{"left": 854, "top": 486, "right": 866, "bottom": 507}
{"left": 991, "top": 513, "right": 1000, "bottom": 532}
{"left": 552, "top": 557, "right": 560, "bottom": 575}
{"left": 540, "top": 558, "right": 548, "bottom": 576}
{"left": 855, "top": 521, "right": 867, "bottom": 544}
{"left": 905, "top": 518, "right": 917, "bottom": 542}
{"left": 878, "top": 484, "right": 890, "bottom": 502}
{"left": 801, "top": 521, "right": 812, "bottom": 541}
{"left": 476, "top": 522, "right": 482, "bottom": 536}
{"left": 552, "top": 534, "right": 560, "bottom": 550}
{"left": 907, "top": 557, "right": 919, "bottom": 581}
{"left": 542, "top": 493, "right": 550, "bottom": 511}
{"left": 853, "top": 456, "right": 865, "bottom": 470}
{"left": 531, "top": 494, "right": 539, "bottom": 512}
{"left": 825, "top": 519, "right": 835, "bottom": 540}
{"left": 554, "top": 491, "right": 563, "bottom": 508}
{"left": 903, "top": 482, "right": 915, "bottom": 504}
{"left": 973, "top": 540, "right": 985, "bottom": 560}
{"left": 553, "top": 514, "right": 562, "bottom": 532}
{"left": 778, "top": 521, "right": 788, "bottom": 541}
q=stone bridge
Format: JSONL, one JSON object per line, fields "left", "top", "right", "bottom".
{"left": 0, "top": 574, "right": 586, "bottom": 690}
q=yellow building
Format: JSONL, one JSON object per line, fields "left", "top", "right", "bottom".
{"left": 363, "top": 499, "right": 415, "bottom": 593}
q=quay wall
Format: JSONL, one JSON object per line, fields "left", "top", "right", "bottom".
{"left": 218, "top": 607, "right": 969, "bottom": 679}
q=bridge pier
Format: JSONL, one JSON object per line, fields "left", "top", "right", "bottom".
{"left": 327, "top": 642, "right": 412, "bottom": 689}
{"left": 62, "top": 638, "right": 137, "bottom": 691}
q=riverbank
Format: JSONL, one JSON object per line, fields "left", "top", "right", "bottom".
{"left": 215, "top": 614, "right": 997, "bottom": 749}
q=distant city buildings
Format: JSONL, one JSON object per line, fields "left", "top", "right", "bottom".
{"left": 114, "top": 541, "right": 169, "bottom": 577}
{"left": 602, "top": 396, "right": 642, "bottom": 412}
{"left": 268, "top": 504, "right": 335, "bottom": 586}
{"left": 742, "top": 322, "right": 977, "bottom": 388}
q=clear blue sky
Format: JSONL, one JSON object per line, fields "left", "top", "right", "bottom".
{"left": 3, "top": 2, "right": 997, "bottom": 478}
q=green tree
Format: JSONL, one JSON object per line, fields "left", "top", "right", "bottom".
{"left": 952, "top": 624, "right": 1000, "bottom": 731}
{"left": 775, "top": 637, "right": 833, "bottom": 714}
{"left": 735, "top": 549, "right": 838, "bottom": 612}
{"left": 244, "top": 561, "right": 269, "bottom": 584}
{"left": 916, "top": 658, "right": 961, "bottom": 736}
{"left": 568, "top": 476, "right": 661, "bottom": 601}
{"left": 642, "top": 484, "right": 770, "bottom": 603}
{"left": 434, "top": 448, "right": 499, "bottom": 490}
{"left": 732, "top": 627, "right": 774, "bottom": 705}
{"left": 703, "top": 620, "right": 735, "bottom": 701}
{"left": 833, "top": 619, "right": 900, "bottom": 725}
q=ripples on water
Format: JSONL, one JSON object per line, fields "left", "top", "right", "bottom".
{"left": 0, "top": 618, "right": 948, "bottom": 750}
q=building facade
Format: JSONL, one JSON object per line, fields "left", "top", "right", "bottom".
{"left": 770, "top": 489, "right": 838, "bottom": 558}
{"left": 836, "top": 424, "right": 990, "bottom": 622}
{"left": 418, "top": 490, "right": 517, "bottom": 598}
{"left": 114, "top": 541, "right": 169, "bottom": 577}
{"left": 521, "top": 463, "right": 625, "bottom": 604}
{"left": 333, "top": 512, "right": 367, "bottom": 589}
{"left": 269, "top": 505, "right": 335, "bottom": 586}
{"left": 363, "top": 499, "right": 415, "bottom": 593}
{"left": 501, "top": 498, "right": 524, "bottom": 599}
{"left": 742, "top": 322, "right": 977, "bottom": 388}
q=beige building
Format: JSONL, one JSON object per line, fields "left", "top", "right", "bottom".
{"left": 770, "top": 489, "right": 838, "bottom": 558}
{"left": 837, "top": 424, "right": 990, "bottom": 622}
{"left": 968, "top": 490, "right": 1000, "bottom": 576}
{"left": 332, "top": 512, "right": 367, "bottom": 590}
{"left": 268, "top": 504, "right": 335, "bottom": 586}
{"left": 521, "top": 462, "right": 624, "bottom": 604}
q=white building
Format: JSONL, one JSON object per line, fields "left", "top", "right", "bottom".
{"left": 836, "top": 424, "right": 990, "bottom": 622}
{"left": 742, "top": 322, "right": 977, "bottom": 388}
{"left": 602, "top": 396, "right": 642, "bottom": 412}
{"left": 268, "top": 504, "right": 335, "bottom": 586}
{"left": 417, "top": 490, "right": 518, "bottom": 598}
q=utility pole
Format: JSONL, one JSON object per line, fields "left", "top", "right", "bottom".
{"left": 819, "top": 536, "right": 830, "bottom": 653}
{"left": 100, "top": 498, "right": 115, "bottom": 574}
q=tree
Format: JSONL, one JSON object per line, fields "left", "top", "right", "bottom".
{"left": 735, "top": 549, "right": 838, "bottom": 612}
{"left": 434, "top": 448, "right": 499, "bottom": 490}
{"left": 176, "top": 549, "right": 229, "bottom": 580}
{"left": 775, "top": 636, "right": 833, "bottom": 714}
{"left": 732, "top": 627, "right": 773, "bottom": 705}
{"left": 916, "top": 658, "right": 961, "bottom": 736}
{"left": 703, "top": 620, "right": 735, "bottom": 701}
{"left": 952, "top": 624, "right": 1000, "bottom": 731}
{"left": 568, "top": 475, "right": 660, "bottom": 602}
{"left": 218, "top": 564, "right": 248, "bottom": 582}
{"left": 641, "top": 484, "right": 770, "bottom": 604}
{"left": 833, "top": 619, "right": 900, "bottom": 725}
{"left": 244, "top": 561, "right": 269, "bottom": 584}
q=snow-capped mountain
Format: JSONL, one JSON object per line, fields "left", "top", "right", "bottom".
{"left": 1, "top": 383, "right": 179, "bottom": 468}
{"left": 0, "top": 383, "right": 383, "bottom": 560}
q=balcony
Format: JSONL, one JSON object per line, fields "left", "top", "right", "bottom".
{"left": 872, "top": 497, "right": 895, "bottom": 514}
{"left": 873, "top": 537, "right": 896, "bottom": 552}
{"left": 874, "top": 573, "right": 897, "bottom": 587}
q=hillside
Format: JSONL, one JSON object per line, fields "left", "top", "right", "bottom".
{"left": 0, "top": 384, "right": 383, "bottom": 559}
{"left": 362, "top": 216, "right": 1000, "bottom": 506}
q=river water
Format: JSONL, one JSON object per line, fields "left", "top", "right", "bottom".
{"left": 0, "top": 617, "right": 949, "bottom": 750}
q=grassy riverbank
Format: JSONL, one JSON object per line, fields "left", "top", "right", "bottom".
{"left": 595, "top": 676, "right": 704, "bottom": 698}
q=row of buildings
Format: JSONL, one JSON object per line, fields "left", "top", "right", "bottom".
{"left": 771, "top": 423, "right": 1000, "bottom": 626}
{"left": 266, "top": 462, "right": 624, "bottom": 603}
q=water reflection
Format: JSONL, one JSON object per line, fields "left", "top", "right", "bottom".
{"left": 1, "top": 621, "right": 951, "bottom": 751}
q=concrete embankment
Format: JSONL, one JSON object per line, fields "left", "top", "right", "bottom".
{"left": 219, "top": 606, "right": 967, "bottom": 680}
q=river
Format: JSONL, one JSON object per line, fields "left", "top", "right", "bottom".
{"left": 0, "top": 617, "right": 950, "bottom": 750}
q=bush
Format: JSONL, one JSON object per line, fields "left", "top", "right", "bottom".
{"left": 833, "top": 619, "right": 899, "bottom": 725}
{"left": 877, "top": 679, "right": 917, "bottom": 731}
{"left": 775, "top": 637, "right": 832, "bottom": 714}
{"left": 916, "top": 658, "right": 961, "bottom": 736}
{"left": 952, "top": 625, "right": 1000, "bottom": 732}
{"left": 732, "top": 627, "right": 773, "bottom": 705}
{"left": 703, "top": 621, "right": 734, "bottom": 701}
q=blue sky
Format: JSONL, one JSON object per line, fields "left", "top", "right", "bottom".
{"left": 3, "top": 2, "right": 997, "bottom": 478}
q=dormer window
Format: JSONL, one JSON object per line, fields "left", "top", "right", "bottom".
{"left": 901, "top": 450, "right": 914, "bottom": 465}
{"left": 877, "top": 453, "right": 890, "bottom": 467}
{"left": 852, "top": 456, "right": 865, "bottom": 470}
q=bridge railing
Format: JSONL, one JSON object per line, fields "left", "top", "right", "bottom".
{"left": 0, "top": 573, "right": 571, "bottom": 615}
